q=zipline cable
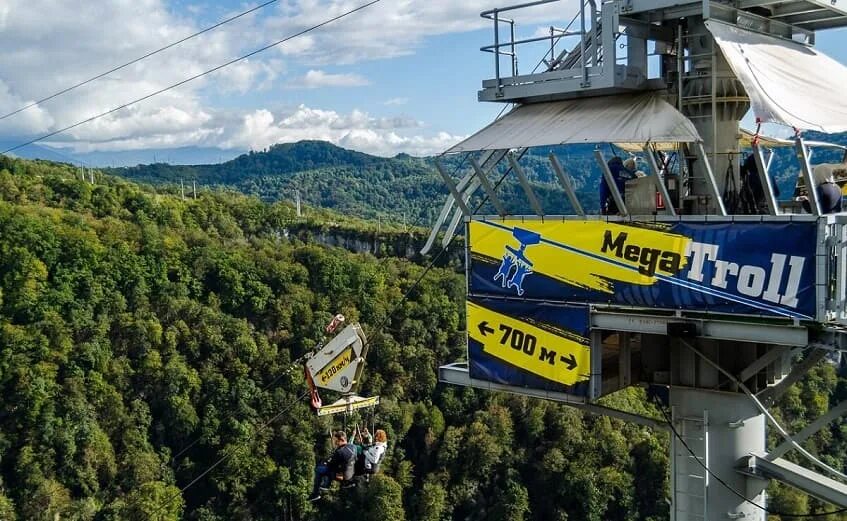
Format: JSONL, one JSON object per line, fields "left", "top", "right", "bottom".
{"left": 651, "top": 394, "right": 847, "bottom": 518}
{"left": 0, "top": 0, "right": 286, "bottom": 122}
{"left": 167, "top": 151, "right": 474, "bottom": 464}
{"left": 144, "top": 390, "right": 310, "bottom": 520}
{"left": 2, "top": 0, "right": 381, "bottom": 154}
{"left": 155, "top": 156, "right": 513, "bottom": 515}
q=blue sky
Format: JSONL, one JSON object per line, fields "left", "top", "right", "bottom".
{"left": 0, "top": 0, "right": 845, "bottom": 163}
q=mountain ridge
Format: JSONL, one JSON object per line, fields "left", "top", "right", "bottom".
{"left": 95, "top": 130, "right": 847, "bottom": 223}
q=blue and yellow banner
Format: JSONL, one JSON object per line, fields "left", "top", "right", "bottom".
{"left": 469, "top": 219, "right": 817, "bottom": 320}
{"left": 467, "top": 297, "right": 592, "bottom": 395}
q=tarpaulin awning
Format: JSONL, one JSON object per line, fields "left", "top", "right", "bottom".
{"left": 445, "top": 92, "right": 701, "bottom": 154}
{"left": 707, "top": 20, "right": 847, "bottom": 133}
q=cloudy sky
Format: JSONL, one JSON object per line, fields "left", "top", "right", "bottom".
{"left": 0, "top": 0, "right": 846, "bottom": 161}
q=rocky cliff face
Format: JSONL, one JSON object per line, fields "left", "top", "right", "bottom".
{"left": 284, "top": 223, "right": 464, "bottom": 266}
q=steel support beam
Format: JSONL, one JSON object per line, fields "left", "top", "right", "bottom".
{"left": 549, "top": 154, "right": 585, "bottom": 216}
{"left": 695, "top": 142, "right": 728, "bottom": 216}
{"left": 768, "top": 400, "right": 847, "bottom": 460}
{"left": 758, "top": 348, "right": 828, "bottom": 404}
{"left": 590, "top": 311, "right": 809, "bottom": 346}
{"left": 590, "top": 329, "right": 603, "bottom": 399}
{"left": 741, "top": 454, "right": 847, "bottom": 507}
{"left": 751, "top": 142, "right": 779, "bottom": 215}
{"left": 438, "top": 363, "right": 668, "bottom": 431}
{"left": 435, "top": 160, "right": 472, "bottom": 216}
{"left": 643, "top": 144, "right": 677, "bottom": 216}
{"left": 796, "top": 137, "right": 822, "bottom": 216}
{"left": 422, "top": 169, "right": 474, "bottom": 254}
{"left": 737, "top": 346, "right": 792, "bottom": 383}
{"left": 508, "top": 152, "right": 545, "bottom": 216}
{"left": 471, "top": 157, "right": 507, "bottom": 216}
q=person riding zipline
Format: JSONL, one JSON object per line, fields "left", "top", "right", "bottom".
{"left": 362, "top": 429, "right": 387, "bottom": 476}
{"left": 308, "top": 431, "right": 357, "bottom": 501}
{"left": 352, "top": 428, "right": 388, "bottom": 477}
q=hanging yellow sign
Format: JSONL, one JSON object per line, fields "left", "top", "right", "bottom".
{"left": 466, "top": 301, "right": 590, "bottom": 386}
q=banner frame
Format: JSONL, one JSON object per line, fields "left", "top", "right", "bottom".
{"left": 465, "top": 214, "right": 827, "bottom": 323}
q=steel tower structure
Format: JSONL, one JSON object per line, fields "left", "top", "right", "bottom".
{"left": 431, "top": 0, "right": 847, "bottom": 519}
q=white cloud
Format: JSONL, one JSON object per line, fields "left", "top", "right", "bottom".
{"left": 0, "top": 0, "right": 568, "bottom": 157}
{"left": 295, "top": 69, "right": 371, "bottom": 88}
{"left": 219, "top": 104, "right": 461, "bottom": 156}
{"left": 0, "top": 0, "right": 276, "bottom": 145}
{"left": 262, "top": 0, "right": 577, "bottom": 64}
{"left": 217, "top": 59, "right": 281, "bottom": 94}
{"left": 0, "top": 79, "right": 54, "bottom": 135}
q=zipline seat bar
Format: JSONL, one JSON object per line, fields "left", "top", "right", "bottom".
{"left": 471, "top": 157, "right": 508, "bottom": 216}
{"left": 594, "top": 148, "right": 628, "bottom": 216}
{"left": 796, "top": 136, "right": 822, "bottom": 216}
{"left": 549, "top": 153, "right": 585, "bottom": 216}
{"left": 508, "top": 152, "right": 545, "bottom": 216}
{"left": 435, "top": 159, "right": 472, "bottom": 216}
{"left": 695, "top": 142, "right": 728, "bottom": 216}
{"left": 643, "top": 143, "right": 677, "bottom": 216}
{"left": 751, "top": 141, "right": 779, "bottom": 215}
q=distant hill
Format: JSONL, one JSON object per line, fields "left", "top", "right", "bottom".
{"left": 108, "top": 140, "right": 603, "bottom": 224}
{"left": 106, "top": 132, "right": 847, "bottom": 224}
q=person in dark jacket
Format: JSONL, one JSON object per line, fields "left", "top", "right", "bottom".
{"left": 800, "top": 165, "right": 844, "bottom": 214}
{"left": 308, "top": 431, "right": 358, "bottom": 501}
{"left": 599, "top": 156, "right": 637, "bottom": 215}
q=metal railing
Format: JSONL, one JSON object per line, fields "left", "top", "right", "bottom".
{"left": 480, "top": 0, "right": 601, "bottom": 92}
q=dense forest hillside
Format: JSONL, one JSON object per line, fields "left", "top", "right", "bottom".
{"left": 109, "top": 141, "right": 600, "bottom": 224}
{"left": 1, "top": 155, "right": 846, "bottom": 520}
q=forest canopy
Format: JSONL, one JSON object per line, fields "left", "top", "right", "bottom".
{"left": 0, "top": 155, "right": 845, "bottom": 520}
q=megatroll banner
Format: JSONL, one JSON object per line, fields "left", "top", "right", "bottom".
{"left": 468, "top": 219, "right": 818, "bottom": 320}
{"left": 467, "top": 297, "right": 591, "bottom": 396}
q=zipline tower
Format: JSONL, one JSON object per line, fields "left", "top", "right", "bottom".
{"left": 431, "top": 0, "right": 847, "bottom": 519}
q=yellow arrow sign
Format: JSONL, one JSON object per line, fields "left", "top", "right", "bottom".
{"left": 467, "top": 300, "right": 590, "bottom": 386}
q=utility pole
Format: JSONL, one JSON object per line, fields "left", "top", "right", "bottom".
{"left": 180, "top": 179, "right": 185, "bottom": 200}
{"left": 193, "top": 180, "right": 197, "bottom": 199}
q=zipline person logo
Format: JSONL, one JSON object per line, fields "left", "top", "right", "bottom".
{"left": 494, "top": 227, "right": 541, "bottom": 296}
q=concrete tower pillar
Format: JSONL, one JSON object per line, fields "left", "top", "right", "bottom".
{"left": 669, "top": 387, "right": 767, "bottom": 521}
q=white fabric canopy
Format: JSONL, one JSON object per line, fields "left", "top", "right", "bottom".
{"left": 445, "top": 93, "right": 701, "bottom": 154}
{"left": 707, "top": 20, "right": 847, "bottom": 133}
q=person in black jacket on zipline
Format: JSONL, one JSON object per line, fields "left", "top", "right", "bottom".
{"left": 308, "top": 431, "right": 357, "bottom": 501}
